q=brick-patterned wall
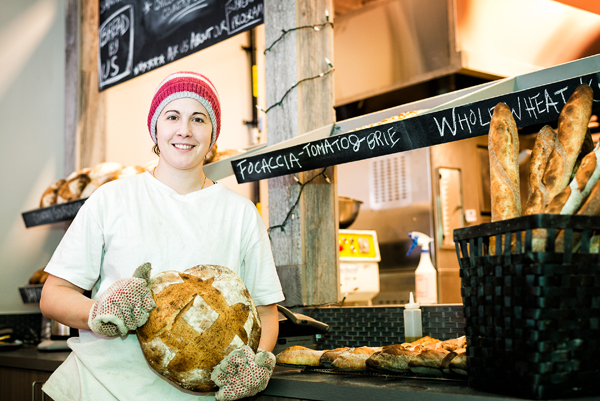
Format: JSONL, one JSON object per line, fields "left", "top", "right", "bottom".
{"left": 0, "top": 313, "right": 42, "bottom": 344}
{"left": 296, "top": 305, "right": 465, "bottom": 349}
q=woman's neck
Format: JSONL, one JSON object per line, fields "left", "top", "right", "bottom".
{"left": 153, "top": 162, "right": 212, "bottom": 195}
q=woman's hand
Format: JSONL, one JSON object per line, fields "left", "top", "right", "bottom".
{"left": 88, "top": 263, "right": 156, "bottom": 336}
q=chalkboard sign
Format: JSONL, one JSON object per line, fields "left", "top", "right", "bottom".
{"left": 22, "top": 199, "right": 87, "bottom": 228}
{"left": 98, "top": 0, "right": 264, "bottom": 91}
{"left": 232, "top": 73, "right": 600, "bottom": 183}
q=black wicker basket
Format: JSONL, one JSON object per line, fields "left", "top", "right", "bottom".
{"left": 454, "top": 214, "right": 600, "bottom": 400}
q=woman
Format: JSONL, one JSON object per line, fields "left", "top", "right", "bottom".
{"left": 40, "top": 71, "right": 284, "bottom": 400}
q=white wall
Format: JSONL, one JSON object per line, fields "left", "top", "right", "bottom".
{"left": 0, "top": 0, "right": 65, "bottom": 314}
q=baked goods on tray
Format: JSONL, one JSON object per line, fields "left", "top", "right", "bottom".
{"left": 276, "top": 335, "right": 467, "bottom": 378}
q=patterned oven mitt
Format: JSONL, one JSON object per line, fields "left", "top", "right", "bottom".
{"left": 211, "top": 345, "right": 276, "bottom": 401}
{"left": 88, "top": 262, "right": 156, "bottom": 336}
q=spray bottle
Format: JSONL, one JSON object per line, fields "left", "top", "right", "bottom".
{"left": 407, "top": 231, "right": 438, "bottom": 304}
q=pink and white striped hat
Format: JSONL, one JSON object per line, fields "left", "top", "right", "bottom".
{"left": 147, "top": 71, "right": 221, "bottom": 150}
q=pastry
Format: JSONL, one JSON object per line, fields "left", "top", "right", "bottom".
{"left": 40, "top": 179, "right": 66, "bottom": 208}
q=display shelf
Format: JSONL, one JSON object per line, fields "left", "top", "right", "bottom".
{"left": 21, "top": 198, "right": 86, "bottom": 228}
{"left": 229, "top": 54, "right": 600, "bottom": 183}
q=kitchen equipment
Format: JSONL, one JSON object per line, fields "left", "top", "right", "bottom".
{"left": 38, "top": 317, "right": 72, "bottom": 352}
{"left": 339, "top": 229, "right": 381, "bottom": 305}
{"left": 338, "top": 196, "right": 363, "bottom": 229}
{"left": 274, "top": 305, "right": 329, "bottom": 355}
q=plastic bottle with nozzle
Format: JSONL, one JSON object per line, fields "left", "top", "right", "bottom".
{"left": 403, "top": 292, "right": 422, "bottom": 342}
{"left": 407, "top": 231, "right": 438, "bottom": 304}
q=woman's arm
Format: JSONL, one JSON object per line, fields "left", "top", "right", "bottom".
{"left": 256, "top": 304, "right": 279, "bottom": 352}
{"left": 40, "top": 274, "right": 95, "bottom": 330}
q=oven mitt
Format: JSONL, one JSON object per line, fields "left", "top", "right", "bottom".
{"left": 88, "top": 262, "right": 156, "bottom": 336}
{"left": 211, "top": 345, "right": 276, "bottom": 401}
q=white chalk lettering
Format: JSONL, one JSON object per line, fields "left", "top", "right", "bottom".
{"left": 554, "top": 86, "right": 569, "bottom": 104}
{"left": 191, "top": 28, "right": 213, "bottom": 48}
{"left": 100, "top": 13, "right": 129, "bottom": 48}
{"left": 544, "top": 89, "right": 560, "bottom": 114}
{"left": 388, "top": 127, "right": 400, "bottom": 147}
{"left": 432, "top": 108, "right": 457, "bottom": 137}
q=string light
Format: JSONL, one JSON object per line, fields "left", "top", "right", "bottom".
{"left": 268, "top": 168, "right": 330, "bottom": 237}
{"left": 256, "top": 61, "right": 334, "bottom": 114}
{"left": 264, "top": 11, "right": 332, "bottom": 54}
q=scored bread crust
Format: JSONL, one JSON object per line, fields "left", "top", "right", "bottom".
{"left": 488, "top": 102, "right": 521, "bottom": 222}
{"left": 542, "top": 84, "right": 593, "bottom": 202}
{"left": 523, "top": 125, "right": 557, "bottom": 215}
{"left": 319, "top": 347, "right": 350, "bottom": 368}
{"left": 366, "top": 344, "right": 419, "bottom": 373}
{"left": 331, "top": 346, "right": 382, "bottom": 371}
{"left": 136, "top": 265, "right": 261, "bottom": 392}
{"left": 275, "top": 346, "right": 324, "bottom": 367}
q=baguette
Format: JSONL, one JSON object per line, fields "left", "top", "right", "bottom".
{"left": 556, "top": 178, "right": 600, "bottom": 252}
{"left": 488, "top": 103, "right": 521, "bottom": 222}
{"left": 541, "top": 84, "right": 593, "bottom": 202}
{"left": 546, "top": 141, "right": 600, "bottom": 215}
{"left": 523, "top": 125, "right": 557, "bottom": 215}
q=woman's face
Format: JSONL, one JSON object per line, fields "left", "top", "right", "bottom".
{"left": 155, "top": 97, "right": 213, "bottom": 172}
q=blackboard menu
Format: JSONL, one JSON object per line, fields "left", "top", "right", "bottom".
{"left": 232, "top": 74, "right": 600, "bottom": 183}
{"left": 98, "top": 0, "right": 264, "bottom": 91}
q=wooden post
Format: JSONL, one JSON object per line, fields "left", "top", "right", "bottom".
{"left": 265, "top": 0, "right": 338, "bottom": 307}
{"left": 65, "top": 0, "right": 106, "bottom": 174}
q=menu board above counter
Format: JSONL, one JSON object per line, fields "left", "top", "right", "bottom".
{"left": 99, "top": 0, "right": 263, "bottom": 91}
{"left": 232, "top": 55, "right": 600, "bottom": 183}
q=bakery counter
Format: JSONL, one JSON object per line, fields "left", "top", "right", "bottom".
{"left": 262, "top": 367, "right": 600, "bottom": 401}
{"left": 0, "top": 345, "right": 69, "bottom": 371}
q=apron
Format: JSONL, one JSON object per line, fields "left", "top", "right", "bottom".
{"left": 42, "top": 331, "right": 215, "bottom": 401}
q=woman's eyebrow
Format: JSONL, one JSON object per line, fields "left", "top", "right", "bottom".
{"left": 193, "top": 111, "right": 208, "bottom": 117}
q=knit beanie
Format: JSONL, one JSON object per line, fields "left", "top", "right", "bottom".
{"left": 147, "top": 71, "right": 221, "bottom": 150}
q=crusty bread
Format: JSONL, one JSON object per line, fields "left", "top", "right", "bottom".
{"left": 441, "top": 347, "right": 467, "bottom": 376}
{"left": 117, "top": 165, "right": 145, "bottom": 179}
{"left": 276, "top": 346, "right": 324, "bottom": 367}
{"left": 40, "top": 179, "right": 66, "bottom": 208}
{"left": 319, "top": 347, "right": 350, "bottom": 368}
{"left": 556, "top": 178, "right": 600, "bottom": 252}
{"left": 56, "top": 173, "right": 91, "bottom": 204}
{"left": 408, "top": 348, "right": 450, "bottom": 377}
{"left": 331, "top": 346, "right": 382, "bottom": 371}
{"left": 546, "top": 142, "right": 600, "bottom": 215}
{"left": 89, "top": 162, "right": 124, "bottom": 185}
{"left": 488, "top": 102, "right": 521, "bottom": 222}
{"left": 136, "top": 265, "right": 261, "bottom": 392}
{"left": 542, "top": 84, "right": 593, "bottom": 202}
{"left": 523, "top": 125, "right": 557, "bottom": 215}
{"left": 365, "top": 344, "right": 418, "bottom": 373}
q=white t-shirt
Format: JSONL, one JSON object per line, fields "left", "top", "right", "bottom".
{"left": 42, "top": 172, "right": 284, "bottom": 400}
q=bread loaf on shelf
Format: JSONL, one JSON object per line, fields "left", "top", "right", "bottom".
{"left": 523, "top": 125, "right": 557, "bottom": 215}
{"left": 488, "top": 102, "right": 521, "bottom": 222}
{"left": 541, "top": 84, "right": 593, "bottom": 202}
{"left": 56, "top": 173, "right": 91, "bottom": 204}
{"left": 39, "top": 179, "right": 66, "bottom": 208}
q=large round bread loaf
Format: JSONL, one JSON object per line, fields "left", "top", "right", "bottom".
{"left": 136, "top": 265, "right": 261, "bottom": 392}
